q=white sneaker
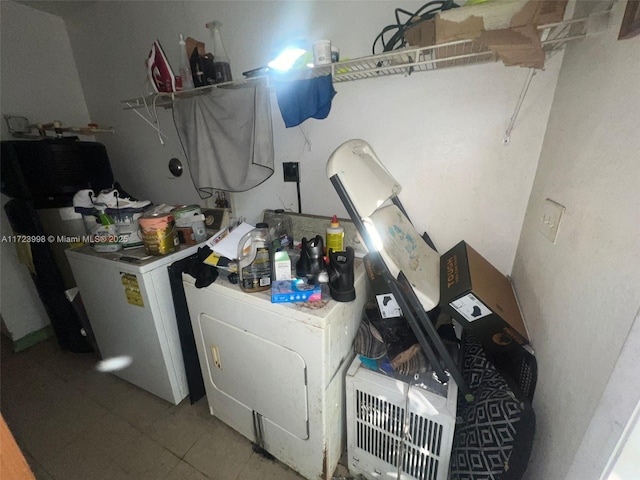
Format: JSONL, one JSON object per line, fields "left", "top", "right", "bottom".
{"left": 95, "top": 189, "right": 151, "bottom": 209}
{"left": 73, "top": 189, "right": 95, "bottom": 208}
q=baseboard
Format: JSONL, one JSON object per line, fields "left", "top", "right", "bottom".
{"left": 12, "top": 325, "right": 54, "bottom": 352}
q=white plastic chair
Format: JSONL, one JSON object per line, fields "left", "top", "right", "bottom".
{"left": 327, "top": 139, "right": 471, "bottom": 400}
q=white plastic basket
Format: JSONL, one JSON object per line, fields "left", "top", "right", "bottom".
{"left": 346, "top": 357, "right": 458, "bottom": 480}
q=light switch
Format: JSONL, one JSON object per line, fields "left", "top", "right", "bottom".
{"left": 539, "top": 198, "right": 565, "bottom": 243}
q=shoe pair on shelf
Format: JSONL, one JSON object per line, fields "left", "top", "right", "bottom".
{"left": 73, "top": 187, "right": 151, "bottom": 210}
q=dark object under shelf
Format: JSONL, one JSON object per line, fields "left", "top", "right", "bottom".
{"left": 167, "top": 254, "right": 207, "bottom": 404}
{"left": 4, "top": 199, "right": 92, "bottom": 353}
{"left": 1, "top": 139, "right": 115, "bottom": 353}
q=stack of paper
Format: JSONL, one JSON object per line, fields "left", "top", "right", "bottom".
{"left": 204, "top": 222, "right": 255, "bottom": 269}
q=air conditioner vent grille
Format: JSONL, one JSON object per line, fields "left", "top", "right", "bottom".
{"left": 355, "top": 388, "right": 445, "bottom": 480}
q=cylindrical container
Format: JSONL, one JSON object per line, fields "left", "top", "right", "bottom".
{"left": 178, "top": 33, "right": 194, "bottom": 90}
{"left": 207, "top": 21, "right": 233, "bottom": 83}
{"left": 269, "top": 209, "right": 293, "bottom": 252}
{"left": 109, "top": 210, "right": 145, "bottom": 248}
{"left": 331, "top": 46, "right": 340, "bottom": 63}
{"left": 237, "top": 223, "right": 272, "bottom": 293}
{"left": 313, "top": 40, "right": 332, "bottom": 66}
{"left": 326, "top": 215, "right": 345, "bottom": 253}
{"left": 138, "top": 212, "right": 179, "bottom": 256}
{"left": 172, "top": 205, "right": 207, "bottom": 245}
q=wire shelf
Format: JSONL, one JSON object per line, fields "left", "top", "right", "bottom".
{"left": 122, "top": 14, "right": 601, "bottom": 111}
{"left": 332, "top": 40, "right": 496, "bottom": 82}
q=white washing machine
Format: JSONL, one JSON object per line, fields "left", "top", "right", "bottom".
{"left": 66, "top": 244, "right": 202, "bottom": 404}
{"left": 183, "top": 262, "right": 368, "bottom": 480}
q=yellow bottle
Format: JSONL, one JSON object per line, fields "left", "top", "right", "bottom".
{"left": 326, "top": 215, "right": 344, "bottom": 253}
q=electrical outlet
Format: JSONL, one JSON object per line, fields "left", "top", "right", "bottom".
{"left": 283, "top": 162, "right": 300, "bottom": 182}
{"left": 539, "top": 198, "right": 565, "bottom": 243}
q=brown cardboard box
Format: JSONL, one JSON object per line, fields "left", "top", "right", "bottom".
{"left": 436, "top": 0, "right": 567, "bottom": 37}
{"left": 531, "top": 0, "right": 569, "bottom": 25}
{"left": 405, "top": 18, "right": 496, "bottom": 68}
{"left": 440, "top": 241, "right": 529, "bottom": 353}
{"left": 404, "top": 0, "right": 567, "bottom": 68}
{"left": 404, "top": 18, "right": 436, "bottom": 48}
{"left": 478, "top": 24, "right": 544, "bottom": 68}
{"left": 185, "top": 37, "right": 206, "bottom": 57}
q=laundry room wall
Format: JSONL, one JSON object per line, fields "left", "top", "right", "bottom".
{"left": 0, "top": 1, "right": 92, "bottom": 342}
{"left": 0, "top": 1, "right": 91, "bottom": 140}
{"left": 53, "top": 0, "right": 564, "bottom": 275}
{"left": 2, "top": 3, "right": 639, "bottom": 478}
{"left": 512, "top": 1, "right": 640, "bottom": 478}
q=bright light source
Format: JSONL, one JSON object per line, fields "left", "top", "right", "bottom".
{"left": 267, "top": 47, "right": 306, "bottom": 71}
{"left": 364, "top": 219, "right": 383, "bottom": 252}
{"left": 96, "top": 356, "right": 133, "bottom": 372}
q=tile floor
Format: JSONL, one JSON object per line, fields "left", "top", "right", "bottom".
{"left": 0, "top": 335, "right": 352, "bottom": 480}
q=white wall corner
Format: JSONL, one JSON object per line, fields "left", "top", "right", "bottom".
{"left": 565, "top": 306, "right": 640, "bottom": 479}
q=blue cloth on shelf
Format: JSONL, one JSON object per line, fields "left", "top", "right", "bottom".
{"left": 275, "top": 74, "right": 336, "bottom": 128}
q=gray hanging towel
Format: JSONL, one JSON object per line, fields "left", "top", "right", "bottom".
{"left": 173, "top": 84, "right": 274, "bottom": 194}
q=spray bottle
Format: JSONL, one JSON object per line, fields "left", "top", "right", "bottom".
{"left": 205, "top": 20, "right": 232, "bottom": 83}
{"left": 178, "top": 33, "right": 194, "bottom": 90}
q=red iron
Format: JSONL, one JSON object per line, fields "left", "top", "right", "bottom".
{"left": 146, "top": 40, "right": 176, "bottom": 93}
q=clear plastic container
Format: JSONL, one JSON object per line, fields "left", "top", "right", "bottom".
{"left": 269, "top": 209, "right": 293, "bottom": 252}
{"left": 237, "top": 223, "right": 272, "bottom": 292}
{"left": 313, "top": 40, "right": 332, "bottom": 66}
{"left": 178, "top": 33, "right": 194, "bottom": 90}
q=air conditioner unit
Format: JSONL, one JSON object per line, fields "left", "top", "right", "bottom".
{"left": 345, "top": 357, "right": 458, "bottom": 480}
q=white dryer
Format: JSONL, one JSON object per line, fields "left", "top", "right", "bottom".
{"left": 184, "top": 263, "right": 368, "bottom": 480}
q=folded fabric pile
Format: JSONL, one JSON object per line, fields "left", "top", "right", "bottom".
{"left": 354, "top": 302, "right": 431, "bottom": 377}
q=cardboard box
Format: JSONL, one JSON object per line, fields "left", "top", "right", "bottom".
{"left": 273, "top": 251, "right": 292, "bottom": 281}
{"left": 404, "top": 0, "right": 567, "bottom": 69}
{"left": 435, "top": 0, "right": 567, "bottom": 37}
{"left": 440, "top": 241, "right": 529, "bottom": 353}
{"left": 404, "top": 18, "right": 436, "bottom": 48}
{"left": 477, "top": 24, "right": 544, "bottom": 68}
{"left": 271, "top": 279, "right": 322, "bottom": 303}
{"left": 363, "top": 254, "right": 403, "bottom": 319}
